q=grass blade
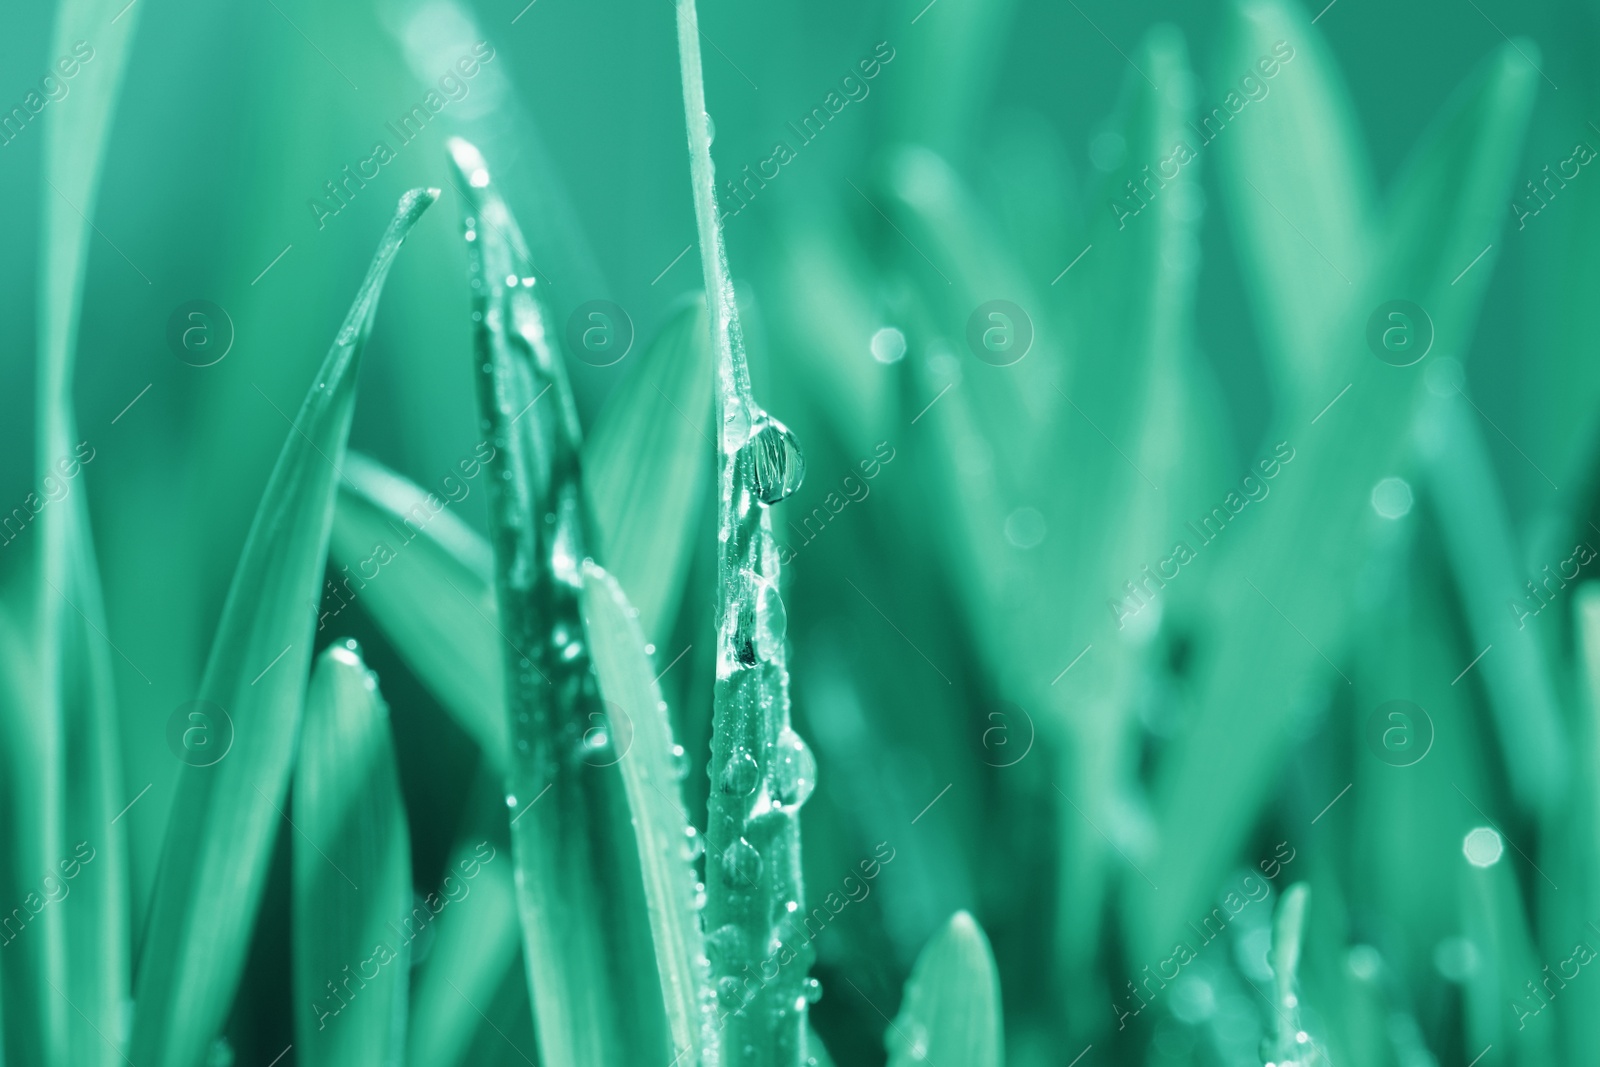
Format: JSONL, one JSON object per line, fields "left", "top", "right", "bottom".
{"left": 886, "top": 912, "right": 1003, "bottom": 1067}
{"left": 129, "top": 189, "right": 437, "bottom": 1067}
{"left": 583, "top": 563, "right": 711, "bottom": 1066}
{"left": 447, "top": 136, "right": 672, "bottom": 1067}
{"left": 1261, "top": 883, "right": 1320, "bottom": 1066}
{"left": 676, "top": 0, "right": 816, "bottom": 1061}
{"left": 584, "top": 297, "right": 714, "bottom": 649}
{"left": 1135, "top": 42, "right": 1537, "bottom": 963}
{"left": 331, "top": 453, "right": 506, "bottom": 770}
{"left": 17, "top": 0, "right": 147, "bottom": 1061}
{"left": 293, "top": 642, "right": 411, "bottom": 1067}
{"left": 1215, "top": 0, "right": 1375, "bottom": 406}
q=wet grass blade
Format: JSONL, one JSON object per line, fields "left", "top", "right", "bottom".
{"left": 585, "top": 297, "right": 714, "bottom": 649}
{"left": 677, "top": 0, "right": 816, "bottom": 1060}
{"left": 886, "top": 912, "right": 1003, "bottom": 1067}
{"left": 129, "top": 189, "right": 437, "bottom": 1067}
{"left": 293, "top": 643, "right": 411, "bottom": 1067}
{"left": 332, "top": 453, "right": 506, "bottom": 770}
{"left": 447, "top": 136, "right": 672, "bottom": 1067}
{"left": 1261, "top": 883, "right": 1320, "bottom": 1066}
{"left": 583, "top": 563, "right": 711, "bottom": 1066}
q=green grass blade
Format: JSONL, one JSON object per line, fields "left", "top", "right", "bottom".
{"left": 1135, "top": 43, "right": 1537, "bottom": 963}
{"left": 129, "top": 189, "right": 437, "bottom": 1067}
{"left": 406, "top": 768, "right": 519, "bottom": 1067}
{"left": 447, "top": 136, "right": 672, "bottom": 1067}
{"left": 23, "top": 0, "right": 146, "bottom": 1062}
{"left": 677, "top": 1, "right": 816, "bottom": 1061}
{"left": 293, "top": 642, "right": 411, "bottom": 1067}
{"left": 805, "top": 1025, "right": 838, "bottom": 1067}
{"left": 583, "top": 563, "right": 711, "bottom": 1066}
{"left": 332, "top": 453, "right": 506, "bottom": 770}
{"left": 1418, "top": 390, "right": 1567, "bottom": 811}
{"left": 1261, "top": 883, "right": 1319, "bottom": 1066}
{"left": 1215, "top": 0, "right": 1375, "bottom": 406}
{"left": 886, "top": 912, "right": 1003, "bottom": 1067}
{"left": 584, "top": 297, "right": 714, "bottom": 650}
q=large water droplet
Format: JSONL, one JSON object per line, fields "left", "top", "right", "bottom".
{"left": 722, "top": 837, "right": 763, "bottom": 887}
{"left": 774, "top": 728, "right": 816, "bottom": 808}
{"left": 720, "top": 750, "right": 760, "bottom": 795}
{"left": 746, "top": 416, "right": 805, "bottom": 505}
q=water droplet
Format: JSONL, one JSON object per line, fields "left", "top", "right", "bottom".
{"left": 720, "top": 751, "right": 760, "bottom": 795}
{"left": 802, "top": 976, "right": 822, "bottom": 1003}
{"left": 870, "top": 326, "right": 907, "bottom": 364}
{"left": 704, "top": 111, "right": 716, "bottom": 144}
{"left": 722, "top": 837, "right": 763, "bottom": 886}
{"left": 773, "top": 728, "right": 816, "bottom": 807}
{"left": 671, "top": 743, "right": 691, "bottom": 780}
{"left": 707, "top": 922, "right": 745, "bottom": 963}
{"left": 505, "top": 794, "right": 518, "bottom": 808}
{"left": 684, "top": 824, "right": 705, "bottom": 861}
{"left": 745, "top": 416, "right": 805, "bottom": 504}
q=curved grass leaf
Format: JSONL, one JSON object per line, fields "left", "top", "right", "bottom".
{"left": 129, "top": 189, "right": 437, "bottom": 1067}
{"left": 332, "top": 453, "right": 506, "bottom": 770}
{"left": 1135, "top": 42, "right": 1538, "bottom": 963}
{"left": 886, "top": 912, "right": 1003, "bottom": 1067}
{"left": 583, "top": 562, "right": 711, "bottom": 1066}
{"left": 16, "top": 0, "right": 147, "bottom": 1062}
{"left": 677, "top": 1, "right": 816, "bottom": 1061}
{"left": 293, "top": 642, "right": 411, "bottom": 1067}
{"left": 1261, "top": 883, "right": 1319, "bottom": 1066}
{"left": 584, "top": 296, "right": 714, "bottom": 649}
{"left": 447, "top": 136, "right": 672, "bottom": 1067}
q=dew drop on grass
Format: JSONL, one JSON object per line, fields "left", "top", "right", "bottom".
{"left": 802, "top": 976, "right": 822, "bottom": 1003}
{"left": 685, "top": 824, "right": 705, "bottom": 861}
{"left": 719, "top": 750, "right": 760, "bottom": 795}
{"left": 671, "top": 742, "right": 690, "bottom": 780}
{"left": 722, "top": 837, "right": 763, "bottom": 886}
{"left": 707, "top": 922, "right": 745, "bottom": 963}
{"left": 752, "top": 573, "right": 787, "bottom": 660}
{"left": 745, "top": 415, "right": 805, "bottom": 504}
{"left": 773, "top": 727, "right": 816, "bottom": 807}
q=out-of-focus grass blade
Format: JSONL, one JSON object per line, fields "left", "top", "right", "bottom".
{"left": 886, "top": 0, "right": 1017, "bottom": 160}
{"left": 293, "top": 642, "right": 411, "bottom": 1067}
{"left": 584, "top": 298, "right": 714, "bottom": 649}
{"left": 1261, "top": 883, "right": 1321, "bottom": 1065}
{"left": 1418, "top": 388, "right": 1567, "bottom": 811}
{"left": 1461, "top": 841, "right": 1555, "bottom": 1064}
{"left": 1135, "top": 42, "right": 1537, "bottom": 963}
{"left": 448, "top": 136, "right": 672, "bottom": 1067}
{"left": 23, "top": 0, "right": 145, "bottom": 1062}
{"left": 332, "top": 453, "right": 505, "bottom": 770}
{"left": 406, "top": 768, "right": 518, "bottom": 1067}
{"left": 583, "top": 563, "right": 711, "bottom": 1066}
{"left": 886, "top": 912, "right": 1003, "bottom": 1067}
{"left": 806, "top": 1024, "right": 839, "bottom": 1067}
{"left": 129, "top": 189, "right": 437, "bottom": 1067}
{"left": 1215, "top": 0, "right": 1375, "bottom": 405}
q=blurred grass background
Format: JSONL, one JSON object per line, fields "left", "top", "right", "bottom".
{"left": 5, "top": 0, "right": 1600, "bottom": 1063}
